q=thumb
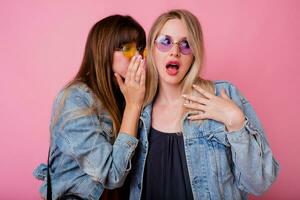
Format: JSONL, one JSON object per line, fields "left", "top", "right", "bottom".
{"left": 114, "top": 73, "right": 124, "bottom": 92}
{"left": 220, "top": 89, "right": 230, "bottom": 100}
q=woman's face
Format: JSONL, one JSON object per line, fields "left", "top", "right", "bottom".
{"left": 112, "top": 51, "right": 130, "bottom": 78}
{"left": 113, "top": 42, "right": 144, "bottom": 78}
{"left": 153, "top": 19, "right": 194, "bottom": 86}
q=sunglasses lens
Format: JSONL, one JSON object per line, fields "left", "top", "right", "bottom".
{"left": 155, "top": 35, "right": 193, "bottom": 55}
{"left": 122, "top": 43, "right": 136, "bottom": 59}
{"left": 179, "top": 40, "right": 192, "bottom": 55}
{"left": 155, "top": 35, "right": 172, "bottom": 52}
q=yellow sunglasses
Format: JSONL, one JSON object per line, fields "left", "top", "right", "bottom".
{"left": 116, "top": 43, "right": 147, "bottom": 59}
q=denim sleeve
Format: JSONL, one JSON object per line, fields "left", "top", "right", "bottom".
{"left": 53, "top": 87, "right": 139, "bottom": 189}
{"left": 225, "top": 84, "right": 279, "bottom": 195}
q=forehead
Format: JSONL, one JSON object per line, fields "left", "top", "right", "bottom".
{"left": 159, "top": 18, "right": 189, "bottom": 39}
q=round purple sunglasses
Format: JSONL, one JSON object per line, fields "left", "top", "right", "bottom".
{"left": 155, "top": 35, "right": 193, "bottom": 55}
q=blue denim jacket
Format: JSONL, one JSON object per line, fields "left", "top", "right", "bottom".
{"left": 33, "top": 83, "right": 139, "bottom": 200}
{"left": 129, "top": 81, "right": 279, "bottom": 200}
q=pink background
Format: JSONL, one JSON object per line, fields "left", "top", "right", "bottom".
{"left": 1, "top": 0, "right": 299, "bottom": 199}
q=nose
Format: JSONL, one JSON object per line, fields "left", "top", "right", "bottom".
{"left": 169, "top": 43, "right": 180, "bottom": 57}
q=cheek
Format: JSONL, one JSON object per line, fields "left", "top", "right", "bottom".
{"left": 183, "top": 56, "right": 194, "bottom": 70}
{"left": 113, "top": 53, "right": 130, "bottom": 78}
{"left": 116, "top": 63, "right": 128, "bottom": 78}
{"left": 153, "top": 50, "right": 165, "bottom": 69}
{"left": 122, "top": 65, "right": 129, "bottom": 77}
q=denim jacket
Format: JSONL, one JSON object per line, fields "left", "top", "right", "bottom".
{"left": 129, "top": 81, "right": 279, "bottom": 200}
{"left": 33, "top": 83, "right": 139, "bottom": 200}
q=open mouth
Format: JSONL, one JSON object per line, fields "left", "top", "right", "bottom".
{"left": 166, "top": 61, "right": 180, "bottom": 75}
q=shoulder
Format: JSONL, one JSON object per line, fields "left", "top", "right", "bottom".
{"left": 64, "top": 82, "right": 93, "bottom": 101}
{"left": 53, "top": 82, "right": 97, "bottom": 112}
{"left": 213, "top": 80, "right": 236, "bottom": 90}
{"left": 50, "top": 82, "right": 103, "bottom": 130}
{"left": 213, "top": 80, "right": 248, "bottom": 105}
{"left": 213, "top": 80, "right": 240, "bottom": 94}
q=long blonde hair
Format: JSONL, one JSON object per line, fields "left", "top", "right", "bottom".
{"left": 144, "top": 9, "right": 214, "bottom": 106}
{"left": 52, "top": 15, "right": 146, "bottom": 138}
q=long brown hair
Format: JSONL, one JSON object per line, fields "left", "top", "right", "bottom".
{"left": 54, "top": 15, "right": 146, "bottom": 138}
{"left": 144, "top": 9, "right": 214, "bottom": 106}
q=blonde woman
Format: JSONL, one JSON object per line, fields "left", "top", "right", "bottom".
{"left": 33, "top": 15, "right": 146, "bottom": 199}
{"left": 129, "top": 10, "right": 279, "bottom": 200}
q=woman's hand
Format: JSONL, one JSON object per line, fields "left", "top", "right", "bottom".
{"left": 114, "top": 55, "right": 146, "bottom": 109}
{"left": 183, "top": 85, "right": 245, "bottom": 132}
{"left": 114, "top": 54, "right": 146, "bottom": 137}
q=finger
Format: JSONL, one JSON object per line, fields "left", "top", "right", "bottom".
{"left": 182, "top": 94, "right": 208, "bottom": 105}
{"left": 220, "top": 89, "right": 230, "bottom": 100}
{"left": 188, "top": 111, "right": 201, "bottom": 115}
{"left": 125, "top": 55, "right": 138, "bottom": 84}
{"left": 130, "top": 55, "right": 142, "bottom": 82}
{"left": 134, "top": 50, "right": 140, "bottom": 57}
{"left": 139, "top": 62, "right": 146, "bottom": 86}
{"left": 192, "top": 85, "right": 213, "bottom": 99}
{"left": 187, "top": 112, "right": 207, "bottom": 120}
{"left": 183, "top": 102, "right": 206, "bottom": 111}
{"left": 114, "top": 73, "right": 124, "bottom": 92}
{"left": 135, "top": 59, "right": 144, "bottom": 83}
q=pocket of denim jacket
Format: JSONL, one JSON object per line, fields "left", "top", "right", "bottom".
{"left": 204, "top": 120, "right": 233, "bottom": 182}
{"left": 208, "top": 139, "right": 233, "bottom": 184}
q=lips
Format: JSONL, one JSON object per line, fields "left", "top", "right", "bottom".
{"left": 166, "top": 61, "right": 180, "bottom": 76}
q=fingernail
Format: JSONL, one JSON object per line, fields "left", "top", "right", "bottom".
{"left": 182, "top": 94, "right": 186, "bottom": 98}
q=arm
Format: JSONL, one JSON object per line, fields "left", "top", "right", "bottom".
{"left": 115, "top": 54, "right": 146, "bottom": 138}
{"left": 53, "top": 87, "right": 139, "bottom": 189}
{"left": 183, "top": 83, "right": 279, "bottom": 195}
{"left": 225, "top": 84, "right": 279, "bottom": 195}
{"left": 54, "top": 55, "right": 146, "bottom": 189}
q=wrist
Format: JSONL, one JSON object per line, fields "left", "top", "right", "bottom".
{"left": 224, "top": 109, "right": 245, "bottom": 132}
{"left": 125, "top": 103, "right": 143, "bottom": 111}
{"left": 225, "top": 115, "right": 245, "bottom": 132}
{"left": 121, "top": 104, "right": 142, "bottom": 137}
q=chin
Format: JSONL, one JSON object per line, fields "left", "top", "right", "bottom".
{"left": 160, "top": 77, "right": 183, "bottom": 86}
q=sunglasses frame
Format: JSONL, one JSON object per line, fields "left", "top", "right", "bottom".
{"left": 155, "top": 35, "right": 193, "bottom": 55}
{"left": 115, "top": 43, "right": 146, "bottom": 59}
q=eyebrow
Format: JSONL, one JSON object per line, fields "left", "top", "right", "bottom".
{"left": 158, "top": 34, "right": 188, "bottom": 41}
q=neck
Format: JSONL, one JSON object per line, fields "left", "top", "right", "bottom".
{"left": 155, "top": 82, "right": 183, "bottom": 105}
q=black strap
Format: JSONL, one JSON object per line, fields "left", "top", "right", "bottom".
{"left": 47, "top": 147, "right": 52, "bottom": 200}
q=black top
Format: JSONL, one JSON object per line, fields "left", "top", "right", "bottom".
{"left": 141, "top": 127, "right": 194, "bottom": 200}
